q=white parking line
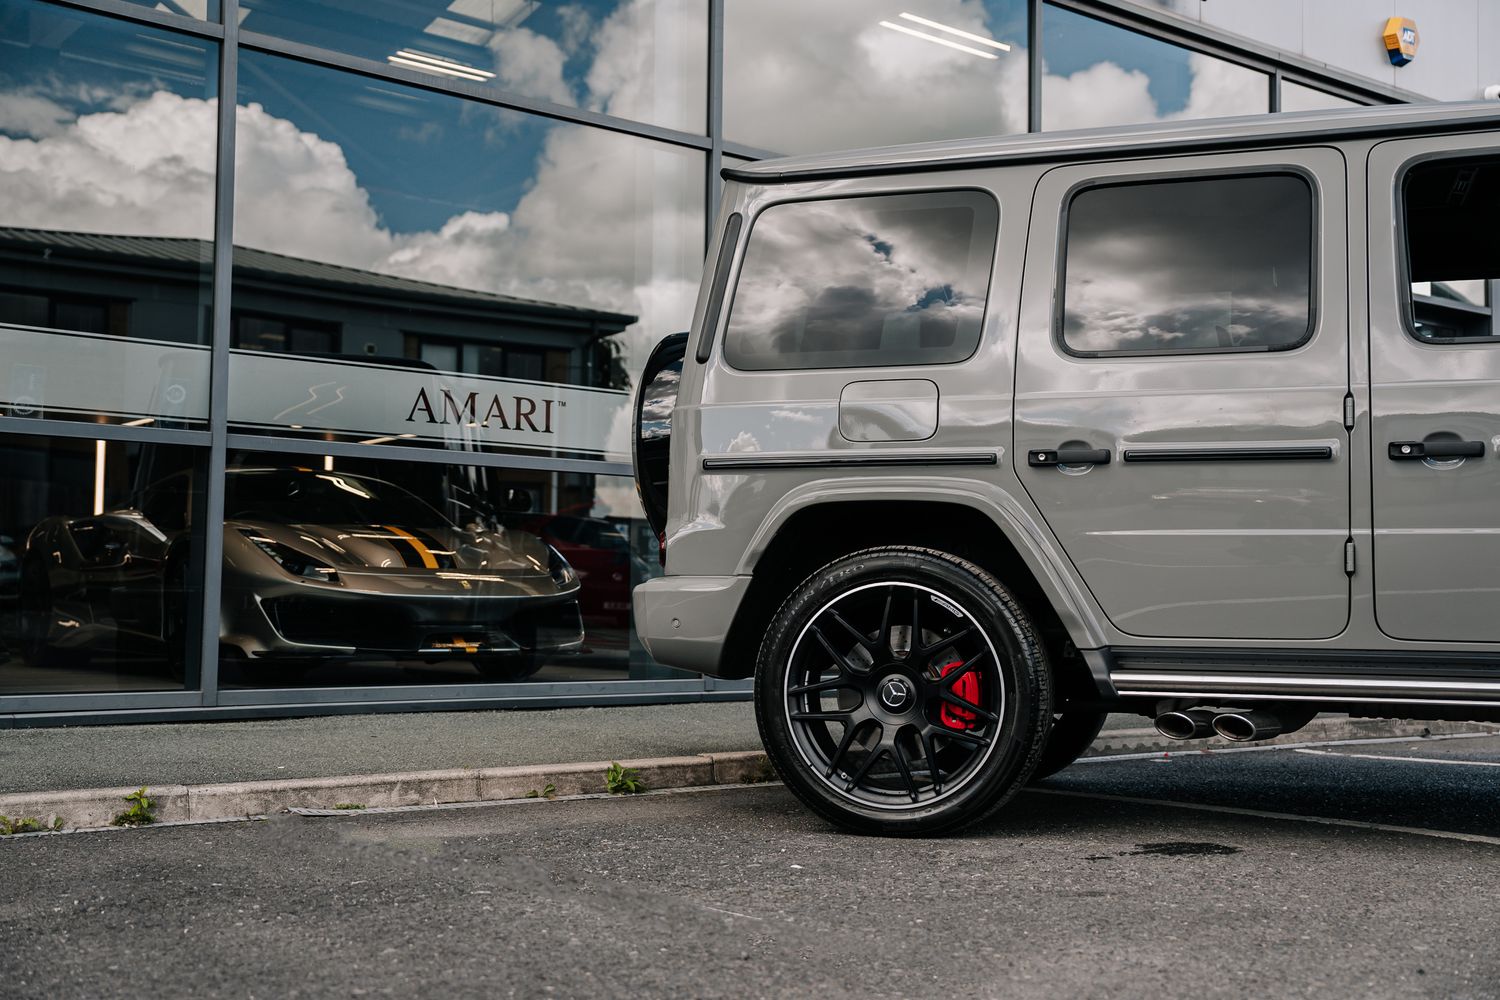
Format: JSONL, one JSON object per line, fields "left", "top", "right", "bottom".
{"left": 1073, "top": 730, "right": 1500, "bottom": 764}
{"left": 1294, "top": 748, "right": 1500, "bottom": 768}
{"left": 1029, "top": 787, "right": 1500, "bottom": 848}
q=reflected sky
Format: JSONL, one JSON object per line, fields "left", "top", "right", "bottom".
{"left": 725, "top": 192, "right": 996, "bottom": 371}
{"left": 239, "top": 0, "right": 706, "bottom": 133}
{"left": 1042, "top": 5, "right": 1267, "bottom": 130}
{"left": 724, "top": 0, "right": 1029, "bottom": 154}
{"left": 1063, "top": 175, "right": 1312, "bottom": 354}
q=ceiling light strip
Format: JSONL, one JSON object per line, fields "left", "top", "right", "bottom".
{"left": 387, "top": 55, "right": 493, "bottom": 82}
{"left": 877, "top": 20, "right": 998, "bottom": 59}
{"left": 898, "top": 11, "right": 1011, "bottom": 51}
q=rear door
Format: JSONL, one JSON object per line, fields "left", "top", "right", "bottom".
{"left": 1368, "top": 135, "right": 1500, "bottom": 642}
{"left": 1014, "top": 148, "right": 1351, "bottom": 640}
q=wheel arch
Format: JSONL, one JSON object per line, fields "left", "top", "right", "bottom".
{"left": 718, "top": 482, "right": 1107, "bottom": 698}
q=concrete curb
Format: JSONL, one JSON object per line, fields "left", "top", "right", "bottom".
{"left": 2, "top": 718, "right": 1493, "bottom": 834}
{"left": 0, "top": 751, "right": 775, "bottom": 833}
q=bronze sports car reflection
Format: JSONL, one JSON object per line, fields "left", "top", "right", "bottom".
{"left": 21, "top": 467, "right": 583, "bottom": 681}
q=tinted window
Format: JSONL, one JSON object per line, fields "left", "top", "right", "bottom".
{"left": 1062, "top": 174, "right": 1314, "bottom": 355}
{"left": 724, "top": 191, "right": 998, "bottom": 371}
{"left": 1404, "top": 157, "right": 1500, "bottom": 341}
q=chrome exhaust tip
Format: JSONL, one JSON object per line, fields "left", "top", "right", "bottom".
{"left": 1212, "top": 710, "right": 1283, "bottom": 743}
{"left": 1154, "top": 708, "right": 1217, "bottom": 741}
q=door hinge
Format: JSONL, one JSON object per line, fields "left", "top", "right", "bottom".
{"left": 1344, "top": 538, "right": 1356, "bottom": 576}
{"left": 1343, "top": 394, "right": 1356, "bottom": 431}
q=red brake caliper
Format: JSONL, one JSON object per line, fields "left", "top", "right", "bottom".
{"left": 938, "top": 660, "right": 980, "bottom": 730}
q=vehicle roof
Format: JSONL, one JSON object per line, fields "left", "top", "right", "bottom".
{"left": 722, "top": 102, "right": 1500, "bottom": 184}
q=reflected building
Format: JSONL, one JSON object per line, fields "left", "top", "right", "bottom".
{"left": 1, "top": 0, "right": 1496, "bottom": 719}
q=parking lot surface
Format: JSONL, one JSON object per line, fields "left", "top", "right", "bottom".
{"left": 2, "top": 732, "right": 1498, "bottom": 999}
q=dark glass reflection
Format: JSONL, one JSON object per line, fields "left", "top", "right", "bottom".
{"left": 724, "top": 0, "right": 1028, "bottom": 154}
{"left": 1405, "top": 157, "right": 1500, "bottom": 340}
{"left": 220, "top": 452, "right": 682, "bottom": 687}
{"left": 724, "top": 192, "right": 998, "bottom": 371}
{"left": 237, "top": 0, "right": 706, "bottom": 133}
{"left": 0, "top": 437, "right": 206, "bottom": 694}
{"left": 1062, "top": 175, "right": 1313, "bottom": 355}
{"left": 0, "top": 2, "right": 217, "bottom": 425}
{"left": 1042, "top": 5, "right": 1267, "bottom": 131}
{"left": 231, "top": 50, "right": 701, "bottom": 458}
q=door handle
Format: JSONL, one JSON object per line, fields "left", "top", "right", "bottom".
{"left": 1388, "top": 440, "right": 1486, "bottom": 460}
{"left": 1029, "top": 447, "right": 1111, "bottom": 467}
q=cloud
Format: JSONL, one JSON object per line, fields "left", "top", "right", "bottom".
{"left": 720, "top": 0, "right": 1028, "bottom": 153}
{"left": 0, "top": 90, "right": 215, "bottom": 238}
{"left": 0, "top": 92, "right": 75, "bottom": 139}
{"left": 487, "top": 28, "right": 575, "bottom": 107}
{"left": 1043, "top": 52, "right": 1265, "bottom": 131}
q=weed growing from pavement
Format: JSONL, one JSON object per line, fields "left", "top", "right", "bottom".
{"left": 524, "top": 783, "right": 557, "bottom": 800}
{"left": 0, "top": 816, "right": 64, "bottom": 835}
{"left": 111, "top": 787, "right": 156, "bottom": 827}
{"left": 746, "top": 756, "right": 777, "bottom": 784}
{"left": 604, "top": 763, "right": 645, "bottom": 795}
{"left": 333, "top": 803, "right": 366, "bottom": 810}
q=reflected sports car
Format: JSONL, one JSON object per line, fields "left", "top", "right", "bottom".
{"left": 20, "top": 467, "right": 584, "bottom": 679}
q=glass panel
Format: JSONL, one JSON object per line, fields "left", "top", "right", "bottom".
{"left": 237, "top": 0, "right": 707, "bottom": 134}
{"left": 724, "top": 192, "right": 998, "bottom": 371}
{"left": 1062, "top": 174, "right": 1313, "bottom": 355}
{"left": 723, "top": 0, "right": 1028, "bottom": 155}
{"left": 1280, "top": 82, "right": 1363, "bottom": 113}
{"left": 219, "top": 450, "right": 684, "bottom": 687}
{"left": 231, "top": 51, "right": 703, "bottom": 460}
{"left": 1405, "top": 157, "right": 1500, "bottom": 341}
{"left": 1041, "top": 5, "right": 1267, "bottom": 131}
{"left": 0, "top": 2, "right": 217, "bottom": 427}
{"left": 0, "top": 435, "right": 207, "bottom": 694}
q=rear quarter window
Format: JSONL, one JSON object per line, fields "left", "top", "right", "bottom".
{"left": 1060, "top": 172, "right": 1315, "bottom": 356}
{"left": 722, "top": 190, "right": 998, "bottom": 371}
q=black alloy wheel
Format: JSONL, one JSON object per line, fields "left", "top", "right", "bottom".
{"left": 756, "top": 546, "right": 1052, "bottom": 835}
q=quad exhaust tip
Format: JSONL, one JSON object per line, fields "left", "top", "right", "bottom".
{"left": 1153, "top": 707, "right": 1316, "bottom": 743}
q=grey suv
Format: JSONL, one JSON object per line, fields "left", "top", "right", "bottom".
{"left": 632, "top": 103, "right": 1500, "bottom": 835}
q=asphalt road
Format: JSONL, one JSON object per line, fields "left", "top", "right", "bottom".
{"left": 3, "top": 733, "right": 1499, "bottom": 999}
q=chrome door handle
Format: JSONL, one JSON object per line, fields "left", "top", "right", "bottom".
{"left": 1029, "top": 447, "right": 1110, "bottom": 467}
{"left": 1388, "top": 440, "right": 1486, "bottom": 460}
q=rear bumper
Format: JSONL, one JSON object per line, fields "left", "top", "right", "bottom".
{"left": 632, "top": 575, "right": 751, "bottom": 676}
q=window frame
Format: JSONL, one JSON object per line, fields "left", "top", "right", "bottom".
{"left": 1396, "top": 149, "right": 1500, "bottom": 346}
{"left": 720, "top": 187, "right": 1001, "bottom": 373}
{"left": 1054, "top": 165, "right": 1321, "bottom": 360}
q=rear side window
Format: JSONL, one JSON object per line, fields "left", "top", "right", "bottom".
{"left": 1061, "top": 173, "right": 1315, "bottom": 356}
{"left": 1404, "top": 156, "right": 1500, "bottom": 341}
{"left": 723, "top": 190, "right": 998, "bottom": 371}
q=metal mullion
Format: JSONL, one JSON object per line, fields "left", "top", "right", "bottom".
{"left": 1050, "top": 0, "right": 1424, "bottom": 107}
{"left": 40, "top": 0, "right": 224, "bottom": 38}
{"left": 224, "top": 433, "right": 633, "bottom": 477}
{"left": 0, "top": 689, "right": 205, "bottom": 715}
{"left": 720, "top": 140, "right": 778, "bottom": 161}
{"left": 0, "top": 416, "right": 210, "bottom": 446}
{"left": 1270, "top": 67, "right": 1282, "bottom": 113}
{"left": 1028, "top": 0, "right": 1043, "bottom": 133}
{"left": 237, "top": 30, "right": 713, "bottom": 153}
{"left": 197, "top": 0, "right": 239, "bottom": 708}
{"left": 706, "top": 0, "right": 725, "bottom": 252}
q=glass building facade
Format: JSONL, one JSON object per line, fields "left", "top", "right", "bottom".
{"left": 0, "top": 0, "right": 1408, "bottom": 722}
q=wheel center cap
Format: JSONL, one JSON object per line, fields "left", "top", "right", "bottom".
{"left": 878, "top": 676, "right": 913, "bottom": 712}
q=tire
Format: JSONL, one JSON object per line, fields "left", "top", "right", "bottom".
{"left": 755, "top": 546, "right": 1053, "bottom": 836}
{"left": 1029, "top": 712, "right": 1108, "bottom": 781}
